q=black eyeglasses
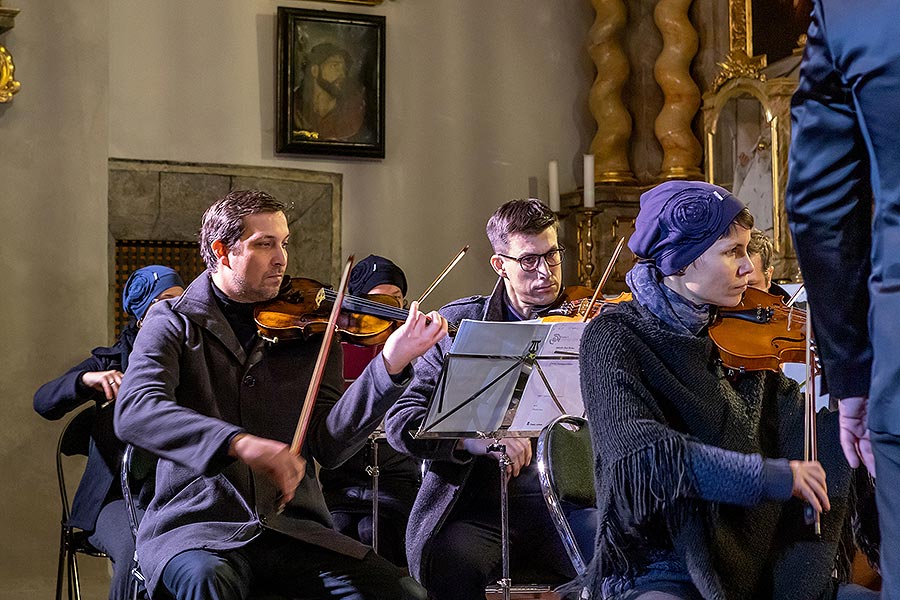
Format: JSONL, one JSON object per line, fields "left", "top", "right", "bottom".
{"left": 496, "top": 247, "right": 565, "bottom": 272}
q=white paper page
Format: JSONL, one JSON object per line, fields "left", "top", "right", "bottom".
{"left": 509, "top": 321, "right": 586, "bottom": 433}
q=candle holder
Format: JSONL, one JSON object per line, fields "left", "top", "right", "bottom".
{"left": 576, "top": 208, "right": 599, "bottom": 288}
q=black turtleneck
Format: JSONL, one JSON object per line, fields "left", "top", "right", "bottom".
{"left": 210, "top": 277, "right": 259, "bottom": 352}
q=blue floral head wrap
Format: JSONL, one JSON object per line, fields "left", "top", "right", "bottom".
{"left": 628, "top": 181, "right": 745, "bottom": 276}
{"left": 123, "top": 265, "right": 184, "bottom": 320}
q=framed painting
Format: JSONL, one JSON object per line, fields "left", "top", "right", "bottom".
{"left": 276, "top": 7, "right": 385, "bottom": 158}
{"left": 305, "top": 1, "right": 383, "bottom": 5}
{"left": 750, "top": 0, "right": 813, "bottom": 66}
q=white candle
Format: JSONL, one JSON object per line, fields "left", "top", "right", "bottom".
{"left": 583, "top": 154, "right": 595, "bottom": 208}
{"left": 548, "top": 160, "right": 560, "bottom": 212}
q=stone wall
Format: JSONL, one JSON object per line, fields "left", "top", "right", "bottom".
{"left": 108, "top": 159, "right": 342, "bottom": 320}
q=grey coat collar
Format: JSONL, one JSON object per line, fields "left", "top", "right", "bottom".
{"left": 170, "top": 272, "right": 249, "bottom": 364}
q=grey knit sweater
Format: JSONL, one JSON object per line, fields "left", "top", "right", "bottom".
{"left": 580, "top": 300, "right": 854, "bottom": 600}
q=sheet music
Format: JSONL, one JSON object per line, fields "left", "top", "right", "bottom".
{"left": 508, "top": 321, "right": 585, "bottom": 432}
{"left": 418, "top": 319, "right": 586, "bottom": 437}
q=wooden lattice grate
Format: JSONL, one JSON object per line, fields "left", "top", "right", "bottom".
{"left": 114, "top": 240, "right": 206, "bottom": 335}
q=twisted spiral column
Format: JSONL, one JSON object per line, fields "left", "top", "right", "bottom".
{"left": 588, "top": 0, "right": 635, "bottom": 184}
{"left": 653, "top": 0, "right": 702, "bottom": 180}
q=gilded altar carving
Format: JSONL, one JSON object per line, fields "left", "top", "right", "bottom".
{"left": 703, "top": 0, "right": 804, "bottom": 280}
{"left": 0, "top": 2, "right": 20, "bottom": 103}
{"left": 1, "top": 45, "right": 20, "bottom": 103}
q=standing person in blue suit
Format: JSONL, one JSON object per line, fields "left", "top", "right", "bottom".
{"left": 786, "top": 1, "right": 900, "bottom": 596}
{"left": 35, "top": 265, "right": 185, "bottom": 600}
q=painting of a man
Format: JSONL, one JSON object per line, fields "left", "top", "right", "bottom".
{"left": 277, "top": 8, "right": 384, "bottom": 157}
{"left": 293, "top": 42, "right": 368, "bottom": 142}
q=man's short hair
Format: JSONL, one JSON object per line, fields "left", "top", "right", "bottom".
{"left": 485, "top": 199, "right": 558, "bottom": 252}
{"left": 747, "top": 228, "right": 775, "bottom": 271}
{"left": 199, "top": 190, "right": 287, "bottom": 271}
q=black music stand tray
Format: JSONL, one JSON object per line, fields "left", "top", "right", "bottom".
{"left": 414, "top": 319, "right": 584, "bottom": 600}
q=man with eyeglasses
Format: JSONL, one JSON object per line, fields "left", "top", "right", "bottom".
{"left": 384, "top": 199, "right": 587, "bottom": 599}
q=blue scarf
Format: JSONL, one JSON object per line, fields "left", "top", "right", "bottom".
{"left": 625, "top": 262, "right": 712, "bottom": 336}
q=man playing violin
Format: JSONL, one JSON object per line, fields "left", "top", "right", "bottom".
{"left": 384, "top": 198, "right": 589, "bottom": 599}
{"left": 579, "top": 181, "right": 877, "bottom": 600}
{"left": 747, "top": 228, "right": 792, "bottom": 301}
{"left": 114, "top": 190, "right": 447, "bottom": 600}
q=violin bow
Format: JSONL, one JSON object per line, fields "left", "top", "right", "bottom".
{"left": 786, "top": 283, "right": 805, "bottom": 307}
{"left": 416, "top": 245, "right": 469, "bottom": 306}
{"left": 289, "top": 255, "right": 355, "bottom": 456}
{"left": 803, "top": 308, "right": 822, "bottom": 535}
{"left": 581, "top": 237, "right": 626, "bottom": 323}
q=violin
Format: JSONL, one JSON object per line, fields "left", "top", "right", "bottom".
{"left": 257, "top": 246, "right": 469, "bottom": 346}
{"left": 539, "top": 236, "right": 631, "bottom": 323}
{"left": 710, "top": 285, "right": 822, "bottom": 534}
{"left": 539, "top": 286, "right": 632, "bottom": 323}
{"left": 254, "top": 277, "right": 457, "bottom": 346}
{"left": 708, "top": 286, "right": 808, "bottom": 372}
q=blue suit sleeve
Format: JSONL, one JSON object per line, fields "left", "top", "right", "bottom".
{"left": 785, "top": 0, "right": 873, "bottom": 398}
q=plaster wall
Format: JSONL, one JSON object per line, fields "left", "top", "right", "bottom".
{"left": 109, "top": 0, "right": 595, "bottom": 308}
{"left": 0, "top": 0, "right": 111, "bottom": 597}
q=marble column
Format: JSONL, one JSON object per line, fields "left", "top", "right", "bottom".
{"left": 588, "top": 0, "right": 635, "bottom": 184}
{"left": 653, "top": 0, "right": 703, "bottom": 180}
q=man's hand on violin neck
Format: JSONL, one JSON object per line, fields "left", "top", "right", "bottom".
{"left": 229, "top": 433, "right": 306, "bottom": 503}
{"left": 381, "top": 301, "right": 448, "bottom": 375}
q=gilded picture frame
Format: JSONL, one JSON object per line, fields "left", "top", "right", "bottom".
{"left": 276, "top": 7, "right": 386, "bottom": 158}
{"left": 305, "top": 1, "right": 383, "bottom": 5}
{"left": 749, "top": 0, "right": 812, "bottom": 66}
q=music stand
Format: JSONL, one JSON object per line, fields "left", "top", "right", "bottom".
{"left": 365, "top": 428, "right": 383, "bottom": 554}
{"left": 414, "top": 319, "right": 585, "bottom": 600}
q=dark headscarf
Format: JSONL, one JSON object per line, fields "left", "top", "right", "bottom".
{"left": 348, "top": 255, "right": 407, "bottom": 297}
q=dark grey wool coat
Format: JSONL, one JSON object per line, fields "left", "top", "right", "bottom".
{"left": 115, "top": 273, "right": 411, "bottom": 597}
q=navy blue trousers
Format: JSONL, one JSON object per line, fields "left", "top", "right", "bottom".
{"left": 88, "top": 499, "right": 140, "bottom": 600}
{"left": 160, "top": 530, "right": 425, "bottom": 600}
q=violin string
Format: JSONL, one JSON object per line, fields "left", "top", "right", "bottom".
{"left": 322, "top": 289, "right": 411, "bottom": 321}
{"left": 321, "top": 287, "right": 457, "bottom": 332}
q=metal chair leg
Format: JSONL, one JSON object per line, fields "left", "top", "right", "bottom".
{"left": 56, "top": 528, "right": 67, "bottom": 600}
{"left": 69, "top": 549, "right": 81, "bottom": 600}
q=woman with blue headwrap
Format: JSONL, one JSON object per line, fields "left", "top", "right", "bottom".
{"left": 34, "top": 265, "right": 184, "bottom": 600}
{"left": 577, "top": 182, "right": 877, "bottom": 600}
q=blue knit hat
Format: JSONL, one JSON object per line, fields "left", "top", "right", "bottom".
{"left": 123, "top": 265, "right": 184, "bottom": 320}
{"left": 628, "top": 181, "right": 745, "bottom": 276}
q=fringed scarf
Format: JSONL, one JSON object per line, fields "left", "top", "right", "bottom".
{"left": 625, "top": 261, "right": 711, "bottom": 336}
{"left": 577, "top": 281, "right": 855, "bottom": 600}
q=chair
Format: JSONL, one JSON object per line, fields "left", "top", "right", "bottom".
{"left": 121, "top": 445, "right": 294, "bottom": 600}
{"left": 536, "top": 415, "right": 596, "bottom": 578}
{"left": 121, "top": 443, "right": 156, "bottom": 600}
{"left": 56, "top": 404, "right": 110, "bottom": 600}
